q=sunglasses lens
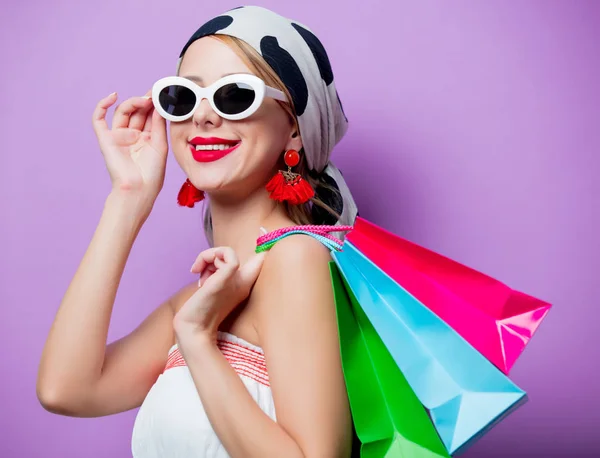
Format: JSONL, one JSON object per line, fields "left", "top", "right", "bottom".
{"left": 158, "top": 85, "right": 195, "bottom": 117}
{"left": 214, "top": 83, "right": 256, "bottom": 115}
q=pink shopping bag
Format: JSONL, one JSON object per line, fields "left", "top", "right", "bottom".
{"left": 346, "top": 217, "right": 551, "bottom": 374}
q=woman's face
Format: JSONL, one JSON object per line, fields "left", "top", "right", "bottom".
{"left": 171, "top": 36, "right": 302, "bottom": 198}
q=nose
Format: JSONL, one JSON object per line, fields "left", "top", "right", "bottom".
{"left": 192, "top": 98, "right": 222, "bottom": 128}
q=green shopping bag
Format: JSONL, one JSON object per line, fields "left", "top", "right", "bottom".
{"left": 331, "top": 263, "right": 450, "bottom": 458}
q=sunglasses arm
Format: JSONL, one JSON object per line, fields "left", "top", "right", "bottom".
{"left": 266, "top": 87, "right": 288, "bottom": 103}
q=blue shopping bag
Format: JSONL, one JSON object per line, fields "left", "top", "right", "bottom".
{"left": 332, "top": 242, "right": 528, "bottom": 455}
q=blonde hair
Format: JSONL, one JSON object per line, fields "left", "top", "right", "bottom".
{"left": 202, "top": 35, "right": 342, "bottom": 245}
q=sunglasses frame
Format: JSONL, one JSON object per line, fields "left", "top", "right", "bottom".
{"left": 151, "top": 73, "right": 288, "bottom": 122}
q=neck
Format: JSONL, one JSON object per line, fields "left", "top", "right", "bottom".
{"left": 208, "top": 186, "right": 296, "bottom": 264}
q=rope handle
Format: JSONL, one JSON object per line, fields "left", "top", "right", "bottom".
{"left": 255, "top": 225, "right": 353, "bottom": 253}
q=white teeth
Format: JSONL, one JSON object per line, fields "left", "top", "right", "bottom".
{"left": 194, "top": 144, "right": 236, "bottom": 151}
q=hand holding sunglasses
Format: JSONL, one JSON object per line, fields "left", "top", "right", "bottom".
{"left": 91, "top": 90, "right": 169, "bottom": 205}
{"left": 151, "top": 73, "right": 289, "bottom": 122}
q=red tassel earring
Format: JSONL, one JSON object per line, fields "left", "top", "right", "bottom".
{"left": 265, "top": 149, "right": 315, "bottom": 205}
{"left": 177, "top": 179, "right": 205, "bottom": 208}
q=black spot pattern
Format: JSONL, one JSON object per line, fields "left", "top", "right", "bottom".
{"left": 179, "top": 15, "right": 234, "bottom": 58}
{"left": 311, "top": 172, "right": 344, "bottom": 225}
{"left": 291, "top": 23, "right": 333, "bottom": 85}
{"left": 260, "top": 36, "right": 309, "bottom": 116}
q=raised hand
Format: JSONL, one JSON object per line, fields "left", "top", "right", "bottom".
{"left": 92, "top": 91, "right": 168, "bottom": 206}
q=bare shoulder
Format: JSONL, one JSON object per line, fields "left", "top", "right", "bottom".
{"left": 253, "top": 233, "right": 335, "bottom": 327}
{"left": 260, "top": 233, "right": 332, "bottom": 276}
{"left": 255, "top": 233, "right": 331, "bottom": 293}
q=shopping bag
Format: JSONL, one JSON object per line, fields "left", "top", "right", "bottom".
{"left": 332, "top": 243, "right": 528, "bottom": 455}
{"left": 331, "top": 263, "right": 451, "bottom": 458}
{"left": 347, "top": 217, "right": 551, "bottom": 374}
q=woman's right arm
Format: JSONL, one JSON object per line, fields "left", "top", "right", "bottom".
{"left": 36, "top": 91, "right": 189, "bottom": 417}
{"left": 37, "top": 192, "right": 174, "bottom": 417}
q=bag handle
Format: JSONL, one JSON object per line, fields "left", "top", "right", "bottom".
{"left": 255, "top": 225, "right": 353, "bottom": 253}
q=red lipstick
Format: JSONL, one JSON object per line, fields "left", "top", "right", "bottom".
{"left": 189, "top": 137, "right": 241, "bottom": 162}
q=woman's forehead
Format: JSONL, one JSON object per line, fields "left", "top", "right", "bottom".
{"left": 178, "top": 37, "right": 252, "bottom": 80}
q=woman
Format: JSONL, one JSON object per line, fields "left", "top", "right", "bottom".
{"left": 37, "top": 6, "right": 358, "bottom": 458}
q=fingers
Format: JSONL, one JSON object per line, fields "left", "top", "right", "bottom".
{"left": 150, "top": 106, "right": 168, "bottom": 150}
{"left": 92, "top": 92, "right": 118, "bottom": 140}
{"left": 190, "top": 248, "right": 217, "bottom": 274}
{"left": 218, "top": 247, "right": 239, "bottom": 270}
{"left": 237, "top": 253, "right": 266, "bottom": 288}
{"left": 143, "top": 105, "right": 154, "bottom": 132}
{"left": 191, "top": 247, "right": 239, "bottom": 274}
{"left": 198, "top": 264, "right": 216, "bottom": 288}
{"left": 191, "top": 247, "right": 240, "bottom": 288}
{"left": 133, "top": 90, "right": 154, "bottom": 132}
{"left": 129, "top": 101, "right": 153, "bottom": 131}
{"left": 112, "top": 128, "right": 141, "bottom": 145}
{"left": 190, "top": 248, "right": 265, "bottom": 300}
{"left": 112, "top": 97, "right": 153, "bottom": 130}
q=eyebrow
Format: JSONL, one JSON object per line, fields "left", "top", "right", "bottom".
{"left": 182, "top": 72, "right": 253, "bottom": 83}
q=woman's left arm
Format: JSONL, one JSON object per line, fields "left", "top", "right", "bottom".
{"left": 174, "top": 237, "right": 353, "bottom": 458}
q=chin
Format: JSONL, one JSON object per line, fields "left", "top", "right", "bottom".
{"left": 187, "top": 171, "right": 229, "bottom": 192}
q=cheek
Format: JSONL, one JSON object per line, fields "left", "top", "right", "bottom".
{"left": 242, "top": 122, "right": 286, "bottom": 165}
{"left": 169, "top": 122, "right": 186, "bottom": 142}
{"left": 244, "top": 107, "right": 291, "bottom": 153}
{"left": 167, "top": 123, "right": 192, "bottom": 166}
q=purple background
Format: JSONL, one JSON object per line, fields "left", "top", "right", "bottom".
{"left": 1, "top": 0, "right": 598, "bottom": 456}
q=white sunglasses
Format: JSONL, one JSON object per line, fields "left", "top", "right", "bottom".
{"left": 151, "top": 73, "right": 289, "bottom": 122}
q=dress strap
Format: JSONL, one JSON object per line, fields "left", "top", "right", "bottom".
{"left": 255, "top": 224, "right": 353, "bottom": 253}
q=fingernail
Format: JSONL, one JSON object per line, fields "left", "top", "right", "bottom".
{"left": 108, "top": 91, "right": 117, "bottom": 98}
{"left": 142, "top": 95, "right": 151, "bottom": 100}
{"left": 259, "top": 226, "right": 268, "bottom": 234}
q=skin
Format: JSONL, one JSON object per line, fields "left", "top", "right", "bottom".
{"left": 36, "top": 36, "right": 352, "bottom": 458}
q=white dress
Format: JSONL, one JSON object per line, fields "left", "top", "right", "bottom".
{"left": 131, "top": 331, "right": 276, "bottom": 458}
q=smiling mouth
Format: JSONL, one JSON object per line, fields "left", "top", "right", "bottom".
{"left": 191, "top": 142, "right": 240, "bottom": 151}
{"left": 189, "top": 141, "right": 241, "bottom": 162}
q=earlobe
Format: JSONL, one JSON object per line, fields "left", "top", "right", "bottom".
{"left": 287, "top": 131, "right": 303, "bottom": 152}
